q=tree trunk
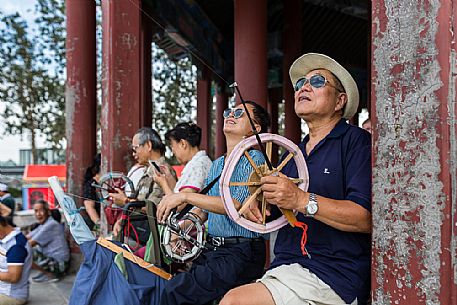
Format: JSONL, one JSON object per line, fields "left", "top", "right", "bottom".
{"left": 30, "top": 128, "right": 37, "bottom": 164}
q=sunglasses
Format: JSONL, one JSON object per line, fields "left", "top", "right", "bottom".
{"left": 294, "top": 74, "right": 343, "bottom": 92}
{"left": 223, "top": 108, "right": 245, "bottom": 119}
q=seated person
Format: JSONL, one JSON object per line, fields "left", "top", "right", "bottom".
{"left": 220, "top": 53, "right": 371, "bottom": 305}
{"left": 82, "top": 153, "right": 101, "bottom": 231}
{"left": 155, "top": 101, "right": 270, "bottom": 304}
{"left": 0, "top": 216, "right": 31, "bottom": 305}
{"left": 27, "top": 200, "right": 70, "bottom": 283}
{"left": 154, "top": 122, "right": 212, "bottom": 196}
{"left": 109, "top": 127, "right": 175, "bottom": 265}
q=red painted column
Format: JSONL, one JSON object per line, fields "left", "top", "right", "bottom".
{"left": 372, "top": 0, "right": 457, "bottom": 303}
{"left": 66, "top": 1, "right": 97, "bottom": 201}
{"left": 141, "top": 13, "right": 152, "bottom": 128}
{"left": 268, "top": 87, "right": 280, "bottom": 166}
{"left": 197, "top": 67, "right": 211, "bottom": 156}
{"left": 268, "top": 87, "right": 280, "bottom": 135}
{"left": 215, "top": 83, "right": 228, "bottom": 158}
{"left": 282, "top": 0, "right": 302, "bottom": 143}
{"left": 234, "top": 0, "right": 267, "bottom": 108}
{"left": 101, "top": 0, "right": 142, "bottom": 173}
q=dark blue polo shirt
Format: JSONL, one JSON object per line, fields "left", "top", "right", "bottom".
{"left": 271, "top": 119, "right": 371, "bottom": 304}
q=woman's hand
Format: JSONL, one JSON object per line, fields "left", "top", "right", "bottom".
{"left": 160, "top": 165, "right": 177, "bottom": 190}
{"left": 238, "top": 198, "right": 271, "bottom": 224}
{"left": 153, "top": 170, "right": 174, "bottom": 195}
{"left": 153, "top": 171, "right": 168, "bottom": 188}
{"left": 156, "top": 193, "right": 186, "bottom": 223}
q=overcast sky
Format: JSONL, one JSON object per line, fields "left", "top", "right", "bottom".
{"left": 0, "top": 0, "right": 48, "bottom": 164}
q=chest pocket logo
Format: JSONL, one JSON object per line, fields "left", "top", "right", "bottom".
{"left": 323, "top": 168, "right": 330, "bottom": 174}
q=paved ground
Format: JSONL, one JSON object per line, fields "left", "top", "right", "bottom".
{"left": 28, "top": 270, "right": 76, "bottom": 305}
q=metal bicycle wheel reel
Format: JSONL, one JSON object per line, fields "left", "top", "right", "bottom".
{"left": 96, "top": 172, "right": 136, "bottom": 201}
{"left": 161, "top": 211, "right": 206, "bottom": 263}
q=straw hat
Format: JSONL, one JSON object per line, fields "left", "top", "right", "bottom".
{"left": 289, "top": 53, "right": 359, "bottom": 119}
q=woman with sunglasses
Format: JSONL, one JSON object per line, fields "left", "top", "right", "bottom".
{"left": 154, "top": 101, "right": 271, "bottom": 305}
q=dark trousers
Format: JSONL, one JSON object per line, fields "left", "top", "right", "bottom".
{"left": 159, "top": 239, "right": 266, "bottom": 305}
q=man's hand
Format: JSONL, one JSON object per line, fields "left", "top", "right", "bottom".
{"left": 156, "top": 193, "right": 186, "bottom": 223}
{"left": 261, "top": 173, "right": 306, "bottom": 211}
{"left": 112, "top": 218, "right": 123, "bottom": 237}
{"left": 108, "top": 188, "right": 128, "bottom": 205}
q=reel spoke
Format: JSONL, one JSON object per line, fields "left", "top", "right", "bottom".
{"left": 229, "top": 181, "right": 262, "bottom": 187}
{"left": 261, "top": 196, "right": 267, "bottom": 225}
{"left": 244, "top": 151, "right": 264, "bottom": 177}
{"left": 266, "top": 141, "right": 273, "bottom": 167}
{"left": 237, "top": 187, "right": 262, "bottom": 216}
{"left": 275, "top": 152, "right": 294, "bottom": 173}
{"left": 289, "top": 178, "right": 303, "bottom": 184}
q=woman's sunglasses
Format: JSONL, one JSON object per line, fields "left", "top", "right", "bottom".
{"left": 294, "top": 74, "right": 343, "bottom": 92}
{"left": 223, "top": 108, "right": 245, "bottom": 119}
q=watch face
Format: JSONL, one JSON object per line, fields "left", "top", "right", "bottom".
{"left": 307, "top": 203, "right": 318, "bottom": 215}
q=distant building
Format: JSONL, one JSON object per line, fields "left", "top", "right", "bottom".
{"left": 0, "top": 149, "right": 65, "bottom": 192}
{"left": 19, "top": 148, "right": 65, "bottom": 166}
{"left": 0, "top": 160, "right": 16, "bottom": 167}
{"left": 0, "top": 164, "right": 24, "bottom": 188}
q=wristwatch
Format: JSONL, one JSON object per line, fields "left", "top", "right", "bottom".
{"left": 305, "top": 193, "right": 319, "bottom": 217}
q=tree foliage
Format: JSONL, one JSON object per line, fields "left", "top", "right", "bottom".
{"left": 0, "top": 0, "right": 65, "bottom": 163}
{"left": 152, "top": 44, "right": 197, "bottom": 141}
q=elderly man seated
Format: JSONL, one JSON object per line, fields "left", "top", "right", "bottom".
{"left": 27, "top": 200, "right": 69, "bottom": 283}
{"left": 109, "top": 127, "right": 175, "bottom": 266}
{"left": 0, "top": 215, "right": 32, "bottom": 305}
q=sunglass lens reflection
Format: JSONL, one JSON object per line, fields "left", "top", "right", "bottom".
{"left": 294, "top": 78, "right": 307, "bottom": 91}
{"left": 309, "top": 75, "right": 326, "bottom": 88}
{"left": 223, "top": 108, "right": 244, "bottom": 119}
{"left": 294, "top": 75, "right": 326, "bottom": 91}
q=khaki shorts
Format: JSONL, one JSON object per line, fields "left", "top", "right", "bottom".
{"left": 258, "top": 263, "right": 355, "bottom": 305}
{"left": 0, "top": 294, "right": 26, "bottom": 305}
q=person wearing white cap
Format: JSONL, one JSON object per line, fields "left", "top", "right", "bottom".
{"left": 221, "top": 53, "right": 372, "bottom": 305}
{"left": 0, "top": 184, "right": 15, "bottom": 222}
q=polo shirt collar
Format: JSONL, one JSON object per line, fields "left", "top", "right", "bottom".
{"left": 0, "top": 227, "right": 20, "bottom": 244}
{"left": 326, "top": 119, "right": 350, "bottom": 139}
{"left": 301, "top": 119, "right": 349, "bottom": 156}
{"left": 0, "top": 193, "right": 11, "bottom": 201}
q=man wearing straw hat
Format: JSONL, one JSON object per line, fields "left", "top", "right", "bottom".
{"left": 221, "top": 53, "right": 372, "bottom": 305}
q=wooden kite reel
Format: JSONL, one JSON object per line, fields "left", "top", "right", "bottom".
{"left": 220, "top": 133, "right": 309, "bottom": 233}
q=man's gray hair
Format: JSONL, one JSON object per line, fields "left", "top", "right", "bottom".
{"left": 135, "top": 127, "right": 166, "bottom": 155}
{"left": 36, "top": 199, "right": 49, "bottom": 211}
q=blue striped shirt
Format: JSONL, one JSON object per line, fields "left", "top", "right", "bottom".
{"left": 205, "top": 150, "right": 265, "bottom": 238}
